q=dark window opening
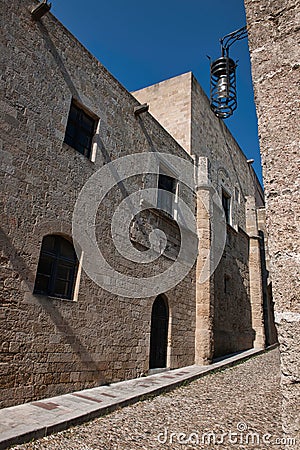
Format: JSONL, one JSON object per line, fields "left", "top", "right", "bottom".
{"left": 235, "top": 187, "right": 240, "bottom": 203}
{"left": 158, "top": 174, "right": 176, "bottom": 194}
{"left": 64, "top": 101, "right": 96, "bottom": 158}
{"left": 224, "top": 275, "right": 230, "bottom": 294}
{"left": 34, "top": 235, "right": 78, "bottom": 300}
{"left": 222, "top": 189, "right": 231, "bottom": 224}
{"left": 157, "top": 173, "right": 176, "bottom": 215}
{"left": 149, "top": 295, "right": 169, "bottom": 369}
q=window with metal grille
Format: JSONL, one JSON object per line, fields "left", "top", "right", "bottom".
{"left": 64, "top": 101, "right": 96, "bottom": 158}
{"left": 34, "top": 235, "right": 78, "bottom": 300}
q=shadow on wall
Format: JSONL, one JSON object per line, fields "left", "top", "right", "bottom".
{"left": 259, "top": 230, "right": 278, "bottom": 346}
{"left": 36, "top": 20, "right": 81, "bottom": 101}
{"left": 213, "top": 227, "right": 255, "bottom": 358}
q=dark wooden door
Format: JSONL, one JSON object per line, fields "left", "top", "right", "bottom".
{"left": 149, "top": 295, "right": 169, "bottom": 369}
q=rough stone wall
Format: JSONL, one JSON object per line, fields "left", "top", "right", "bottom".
{"left": 190, "top": 77, "right": 266, "bottom": 355}
{"left": 134, "top": 72, "right": 265, "bottom": 218}
{"left": 244, "top": 0, "right": 300, "bottom": 439}
{"left": 133, "top": 71, "right": 270, "bottom": 359}
{"left": 0, "top": 0, "right": 196, "bottom": 407}
{"left": 257, "top": 207, "right": 278, "bottom": 346}
{"left": 213, "top": 227, "right": 254, "bottom": 357}
{"left": 133, "top": 73, "right": 192, "bottom": 154}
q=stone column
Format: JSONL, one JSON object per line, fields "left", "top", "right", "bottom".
{"left": 195, "top": 158, "right": 214, "bottom": 365}
{"left": 246, "top": 196, "right": 266, "bottom": 349}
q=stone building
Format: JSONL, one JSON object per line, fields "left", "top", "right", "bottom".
{"left": 133, "top": 73, "right": 278, "bottom": 360}
{"left": 244, "top": 0, "right": 300, "bottom": 439}
{"left": 1, "top": 0, "right": 275, "bottom": 408}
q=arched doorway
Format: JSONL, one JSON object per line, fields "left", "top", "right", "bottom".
{"left": 149, "top": 295, "right": 169, "bottom": 369}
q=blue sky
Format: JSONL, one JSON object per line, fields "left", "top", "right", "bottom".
{"left": 52, "top": 0, "right": 263, "bottom": 183}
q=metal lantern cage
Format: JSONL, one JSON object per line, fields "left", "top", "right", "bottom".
{"left": 210, "top": 26, "right": 248, "bottom": 119}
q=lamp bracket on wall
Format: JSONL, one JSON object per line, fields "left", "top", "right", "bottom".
{"left": 134, "top": 103, "right": 149, "bottom": 116}
{"left": 31, "top": 0, "right": 52, "bottom": 21}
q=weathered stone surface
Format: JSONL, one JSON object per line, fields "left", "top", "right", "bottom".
{"left": 1, "top": 0, "right": 196, "bottom": 407}
{"left": 244, "top": 0, "right": 300, "bottom": 439}
{"left": 134, "top": 72, "right": 274, "bottom": 360}
{"left": 0, "top": 0, "right": 276, "bottom": 408}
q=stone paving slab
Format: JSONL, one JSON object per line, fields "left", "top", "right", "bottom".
{"left": 0, "top": 347, "right": 268, "bottom": 449}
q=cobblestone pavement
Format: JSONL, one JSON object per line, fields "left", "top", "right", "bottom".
{"left": 11, "top": 349, "right": 291, "bottom": 450}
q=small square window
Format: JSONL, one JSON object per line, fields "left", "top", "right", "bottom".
{"left": 222, "top": 189, "right": 231, "bottom": 224}
{"left": 64, "top": 101, "right": 97, "bottom": 159}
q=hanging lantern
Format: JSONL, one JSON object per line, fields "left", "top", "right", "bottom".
{"left": 210, "top": 56, "right": 237, "bottom": 119}
{"left": 209, "top": 26, "right": 247, "bottom": 119}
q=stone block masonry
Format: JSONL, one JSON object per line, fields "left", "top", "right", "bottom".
{"left": 133, "top": 71, "right": 274, "bottom": 362}
{"left": 244, "top": 0, "right": 300, "bottom": 440}
{"left": 0, "top": 0, "right": 196, "bottom": 407}
{"left": 0, "top": 0, "right": 277, "bottom": 408}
